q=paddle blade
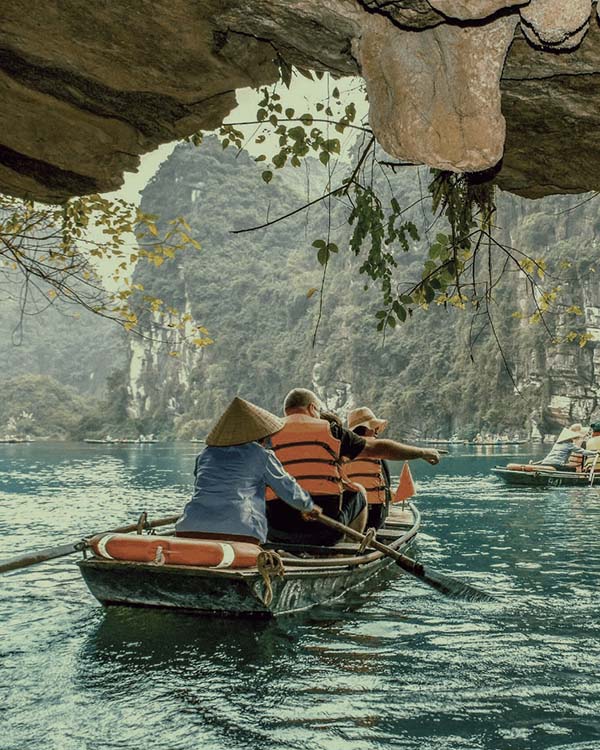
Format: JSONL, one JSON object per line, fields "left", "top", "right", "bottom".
{"left": 418, "top": 566, "right": 494, "bottom": 602}
{"left": 393, "top": 462, "right": 415, "bottom": 503}
{"left": 394, "top": 555, "right": 494, "bottom": 602}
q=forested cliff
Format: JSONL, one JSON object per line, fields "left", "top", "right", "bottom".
{"left": 123, "top": 137, "right": 600, "bottom": 440}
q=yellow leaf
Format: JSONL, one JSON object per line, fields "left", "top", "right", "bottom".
{"left": 306, "top": 287, "right": 319, "bottom": 299}
{"left": 148, "top": 223, "right": 158, "bottom": 237}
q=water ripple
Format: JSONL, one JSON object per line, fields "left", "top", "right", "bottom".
{"left": 1, "top": 445, "right": 600, "bottom": 750}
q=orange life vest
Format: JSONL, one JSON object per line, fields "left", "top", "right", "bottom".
{"left": 265, "top": 413, "right": 343, "bottom": 500}
{"left": 343, "top": 457, "right": 387, "bottom": 504}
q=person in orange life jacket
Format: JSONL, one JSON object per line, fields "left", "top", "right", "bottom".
{"left": 265, "top": 388, "right": 440, "bottom": 546}
{"left": 345, "top": 407, "right": 392, "bottom": 531}
{"left": 176, "top": 397, "right": 319, "bottom": 544}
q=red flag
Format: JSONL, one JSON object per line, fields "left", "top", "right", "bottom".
{"left": 393, "top": 462, "right": 415, "bottom": 503}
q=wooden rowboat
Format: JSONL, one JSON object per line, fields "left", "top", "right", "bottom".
{"left": 491, "top": 466, "right": 598, "bottom": 487}
{"left": 77, "top": 503, "right": 420, "bottom": 617}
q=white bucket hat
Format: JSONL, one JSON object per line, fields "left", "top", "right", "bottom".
{"left": 347, "top": 406, "right": 388, "bottom": 434}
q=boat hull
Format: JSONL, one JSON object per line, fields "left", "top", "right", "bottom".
{"left": 491, "top": 467, "right": 597, "bottom": 487}
{"left": 78, "top": 507, "right": 419, "bottom": 617}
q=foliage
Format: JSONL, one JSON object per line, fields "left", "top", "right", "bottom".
{"left": 0, "top": 193, "right": 210, "bottom": 348}
{"left": 191, "top": 68, "right": 576, "bottom": 349}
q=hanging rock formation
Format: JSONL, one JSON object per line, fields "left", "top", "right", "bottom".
{"left": 2, "top": 1, "right": 600, "bottom": 201}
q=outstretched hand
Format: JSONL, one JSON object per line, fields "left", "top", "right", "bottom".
{"left": 302, "top": 504, "right": 322, "bottom": 521}
{"left": 421, "top": 449, "right": 440, "bottom": 465}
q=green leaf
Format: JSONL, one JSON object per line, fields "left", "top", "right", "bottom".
{"left": 279, "top": 57, "right": 293, "bottom": 88}
{"left": 332, "top": 86, "right": 340, "bottom": 99}
{"left": 375, "top": 310, "right": 387, "bottom": 320}
{"left": 300, "top": 113, "right": 313, "bottom": 126}
{"left": 317, "top": 246, "right": 330, "bottom": 266}
{"left": 261, "top": 170, "right": 273, "bottom": 184}
{"left": 285, "top": 108, "right": 295, "bottom": 119}
{"left": 312, "top": 239, "right": 326, "bottom": 249}
{"left": 257, "top": 108, "right": 267, "bottom": 121}
{"left": 319, "top": 151, "right": 330, "bottom": 166}
{"left": 296, "top": 67, "right": 314, "bottom": 80}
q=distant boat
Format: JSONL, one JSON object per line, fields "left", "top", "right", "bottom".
{"left": 492, "top": 466, "right": 598, "bottom": 487}
{"left": 0, "top": 436, "right": 34, "bottom": 444}
{"left": 469, "top": 440, "right": 528, "bottom": 446}
{"left": 83, "top": 435, "right": 158, "bottom": 445}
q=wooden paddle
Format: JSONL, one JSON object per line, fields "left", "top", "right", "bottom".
{"left": 315, "top": 512, "right": 494, "bottom": 602}
{"left": 589, "top": 453, "right": 599, "bottom": 486}
{"left": 0, "top": 513, "right": 180, "bottom": 575}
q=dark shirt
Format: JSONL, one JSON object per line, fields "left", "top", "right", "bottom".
{"left": 266, "top": 423, "right": 366, "bottom": 541}
{"left": 331, "top": 423, "right": 367, "bottom": 461}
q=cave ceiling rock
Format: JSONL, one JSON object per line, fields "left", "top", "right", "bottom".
{"left": 356, "top": 13, "right": 519, "bottom": 173}
{"left": 519, "top": 0, "right": 593, "bottom": 49}
{"left": 0, "top": 0, "right": 281, "bottom": 203}
{"left": 428, "top": 0, "right": 529, "bottom": 22}
{"left": 360, "top": 0, "right": 445, "bottom": 28}
{"left": 498, "top": 20, "right": 600, "bottom": 198}
{"left": 1, "top": 0, "right": 600, "bottom": 203}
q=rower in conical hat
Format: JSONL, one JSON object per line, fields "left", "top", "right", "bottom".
{"left": 537, "top": 422, "right": 593, "bottom": 472}
{"left": 176, "top": 396, "right": 318, "bottom": 544}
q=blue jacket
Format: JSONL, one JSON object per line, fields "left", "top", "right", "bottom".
{"left": 176, "top": 442, "right": 313, "bottom": 542}
{"left": 539, "top": 441, "right": 595, "bottom": 467}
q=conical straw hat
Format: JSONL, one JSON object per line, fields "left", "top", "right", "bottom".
{"left": 556, "top": 423, "right": 588, "bottom": 443}
{"left": 206, "top": 397, "right": 285, "bottom": 447}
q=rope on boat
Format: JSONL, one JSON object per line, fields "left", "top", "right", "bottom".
{"left": 358, "top": 527, "right": 376, "bottom": 554}
{"left": 257, "top": 550, "right": 285, "bottom": 607}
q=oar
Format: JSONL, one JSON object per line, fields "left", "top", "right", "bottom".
{"left": 0, "top": 513, "right": 180, "bottom": 575}
{"left": 314, "top": 512, "right": 494, "bottom": 602}
{"left": 589, "top": 453, "right": 599, "bottom": 486}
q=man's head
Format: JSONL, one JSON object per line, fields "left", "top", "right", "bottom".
{"left": 283, "top": 388, "right": 322, "bottom": 419}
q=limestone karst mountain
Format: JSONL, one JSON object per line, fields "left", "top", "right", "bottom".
{"left": 123, "top": 137, "right": 600, "bottom": 439}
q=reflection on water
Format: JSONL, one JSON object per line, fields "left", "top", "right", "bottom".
{"left": 2, "top": 443, "right": 600, "bottom": 750}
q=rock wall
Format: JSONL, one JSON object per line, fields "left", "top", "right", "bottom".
{"left": 3, "top": 1, "right": 600, "bottom": 201}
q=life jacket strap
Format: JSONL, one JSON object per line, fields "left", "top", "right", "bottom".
{"left": 272, "top": 439, "right": 338, "bottom": 459}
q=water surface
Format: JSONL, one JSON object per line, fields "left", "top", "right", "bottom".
{"left": 1, "top": 443, "right": 599, "bottom": 750}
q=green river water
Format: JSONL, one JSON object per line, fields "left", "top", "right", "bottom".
{"left": 1, "top": 442, "right": 599, "bottom": 750}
